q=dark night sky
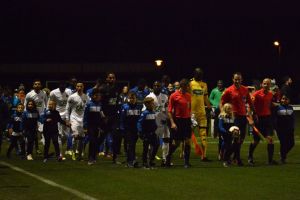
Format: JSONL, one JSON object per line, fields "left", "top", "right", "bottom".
{"left": 1, "top": 1, "right": 300, "bottom": 83}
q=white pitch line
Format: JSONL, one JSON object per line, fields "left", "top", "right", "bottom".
{"left": 204, "top": 140, "right": 300, "bottom": 144}
{"left": 0, "top": 161, "right": 98, "bottom": 200}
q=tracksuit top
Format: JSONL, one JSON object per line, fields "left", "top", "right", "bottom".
{"left": 120, "top": 103, "right": 142, "bottom": 132}
{"left": 42, "top": 109, "right": 65, "bottom": 134}
{"left": 22, "top": 110, "right": 39, "bottom": 132}
{"left": 276, "top": 104, "right": 294, "bottom": 132}
{"left": 83, "top": 101, "right": 105, "bottom": 129}
{"left": 137, "top": 109, "right": 157, "bottom": 135}
{"left": 8, "top": 112, "right": 23, "bottom": 135}
{"left": 101, "top": 83, "right": 119, "bottom": 118}
{"left": 218, "top": 115, "right": 235, "bottom": 135}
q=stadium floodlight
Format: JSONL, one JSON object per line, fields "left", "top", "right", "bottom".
{"left": 155, "top": 59, "right": 163, "bottom": 67}
{"left": 273, "top": 41, "right": 280, "bottom": 46}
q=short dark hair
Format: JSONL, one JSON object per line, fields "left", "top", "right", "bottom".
{"left": 282, "top": 76, "right": 291, "bottom": 83}
{"left": 17, "top": 103, "right": 24, "bottom": 108}
{"left": 232, "top": 72, "right": 242, "bottom": 78}
{"left": 59, "top": 80, "right": 67, "bottom": 87}
{"left": 106, "top": 72, "right": 115, "bottom": 78}
{"left": 179, "top": 78, "right": 189, "bottom": 88}
{"left": 127, "top": 92, "right": 136, "bottom": 98}
{"left": 194, "top": 68, "right": 203, "bottom": 79}
{"left": 33, "top": 79, "right": 41, "bottom": 84}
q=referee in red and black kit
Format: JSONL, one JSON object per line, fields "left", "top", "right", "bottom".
{"left": 221, "top": 72, "right": 254, "bottom": 166}
{"left": 166, "top": 78, "right": 192, "bottom": 168}
{"left": 248, "top": 78, "right": 278, "bottom": 165}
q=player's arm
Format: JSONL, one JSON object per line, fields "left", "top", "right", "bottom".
{"left": 220, "top": 89, "right": 229, "bottom": 111}
{"left": 218, "top": 118, "right": 227, "bottom": 134}
{"left": 83, "top": 103, "right": 90, "bottom": 130}
{"left": 65, "top": 96, "right": 73, "bottom": 122}
{"left": 167, "top": 95, "right": 177, "bottom": 130}
{"left": 209, "top": 89, "right": 215, "bottom": 106}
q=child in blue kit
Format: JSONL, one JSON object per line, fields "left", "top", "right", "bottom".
{"left": 42, "top": 100, "right": 68, "bottom": 162}
{"left": 7, "top": 103, "right": 25, "bottom": 158}
{"left": 137, "top": 97, "right": 159, "bottom": 169}
{"left": 83, "top": 88, "right": 106, "bottom": 165}
{"left": 22, "top": 100, "right": 39, "bottom": 160}
{"left": 218, "top": 103, "right": 239, "bottom": 167}
{"left": 120, "top": 92, "right": 142, "bottom": 167}
{"left": 276, "top": 95, "right": 295, "bottom": 164}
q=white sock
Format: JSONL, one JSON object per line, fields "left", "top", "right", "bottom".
{"left": 162, "top": 142, "right": 169, "bottom": 160}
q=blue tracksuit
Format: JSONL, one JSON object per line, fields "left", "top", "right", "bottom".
{"left": 137, "top": 109, "right": 158, "bottom": 166}
{"left": 41, "top": 109, "right": 66, "bottom": 158}
{"left": 7, "top": 111, "right": 25, "bottom": 157}
{"left": 83, "top": 100, "right": 105, "bottom": 161}
{"left": 218, "top": 116, "right": 236, "bottom": 162}
{"left": 120, "top": 103, "right": 142, "bottom": 164}
{"left": 276, "top": 104, "right": 295, "bottom": 161}
{"left": 100, "top": 83, "right": 120, "bottom": 161}
{"left": 22, "top": 110, "right": 39, "bottom": 155}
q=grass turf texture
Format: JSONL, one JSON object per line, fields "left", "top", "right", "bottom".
{"left": 1, "top": 112, "right": 299, "bottom": 200}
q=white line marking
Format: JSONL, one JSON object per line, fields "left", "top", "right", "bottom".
{"left": 0, "top": 161, "right": 98, "bottom": 200}
{"left": 204, "top": 140, "right": 300, "bottom": 144}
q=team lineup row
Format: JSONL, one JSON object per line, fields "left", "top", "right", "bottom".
{"left": 0, "top": 70, "right": 295, "bottom": 168}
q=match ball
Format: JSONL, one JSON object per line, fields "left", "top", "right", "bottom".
{"left": 229, "top": 126, "right": 240, "bottom": 137}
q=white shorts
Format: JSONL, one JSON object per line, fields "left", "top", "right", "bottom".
{"left": 38, "top": 122, "right": 43, "bottom": 132}
{"left": 58, "top": 123, "right": 70, "bottom": 138}
{"left": 155, "top": 125, "right": 170, "bottom": 139}
{"left": 70, "top": 121, "right": 84, "bottom": 137}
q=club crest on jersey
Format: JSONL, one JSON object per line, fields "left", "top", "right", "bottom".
{"left": 14, "top": 117, "right": 22, "bottom": 122}
{"left": 193, "top": 89, "right": 203, "bottom": 95}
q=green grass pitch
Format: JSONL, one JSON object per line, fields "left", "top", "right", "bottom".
{"left": 1, "top": 112, "right": 299, "bottom": 200}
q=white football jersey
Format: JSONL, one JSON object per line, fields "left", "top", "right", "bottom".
{"left": 25, "top": 90, "right": 48, "bottom": 115}
{"left": 66, "top": 92, "right": 89, "bottom": 123}
{"left": 146, "top": 92, "right": 168, "bottom": 123}
{"left": 49, "top": 88, "right": 72, "bottom": 118}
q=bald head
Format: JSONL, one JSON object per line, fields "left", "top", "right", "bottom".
{"left": 262, "top": 78, "right": 271, "bottom": 92}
